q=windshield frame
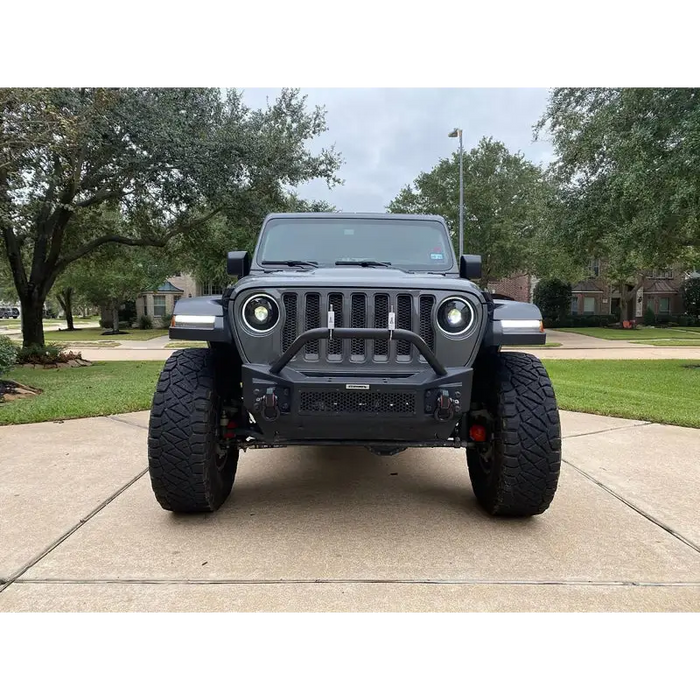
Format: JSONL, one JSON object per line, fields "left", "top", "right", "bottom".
{"left": 254, "top": 216, "right": 457, "bottom": 272}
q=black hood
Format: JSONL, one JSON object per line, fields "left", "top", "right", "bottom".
{"left": 232, "top": 267, "right": 483, "bottom": 297}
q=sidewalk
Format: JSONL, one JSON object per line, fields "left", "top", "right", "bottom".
{"left": 63, "top": 344, "right": 700, "bottom": 362}
{"left": 1, "top": 410, "right": 698, "bottom": 612}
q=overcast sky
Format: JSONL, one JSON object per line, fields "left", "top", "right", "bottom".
{"left": 241, "top": 88, "right": 554, "bottom": 212}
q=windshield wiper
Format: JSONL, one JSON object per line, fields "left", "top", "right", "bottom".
{"left": 262, "top": 260, "right": 318, "bottom": 268}
{"left": 335, "top": 260, "right": 392, "bottom": 268}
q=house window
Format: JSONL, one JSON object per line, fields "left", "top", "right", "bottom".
{"left": 583, "top": 297, "right": 596, "bottom": 314}
{"left": 153, "top": 295, "right": 166, "bottom": 317}
{"left": 588, "top": 259, "right": 600, "bottom": 277}
{"left": 651, "top": 269, "right": 673, "bottom": 279}
{"left": 658, "top": 297, "right": 670, "bottom": 314}
{"left": 570, "top": 296, "right": 578, "bottom": 315}
{"left": 200, "top": 281, "right": 225, "bottom": 296}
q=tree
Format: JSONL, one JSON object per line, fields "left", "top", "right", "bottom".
{"left": 533, "top": 279, "right": 572, "bottom": 326}
{"left": 536, "top": 88, "right": 700, "bottom": 320}
{"left": 387, "top": 137, "right": 550, "bottom": 284}
{"left": 66, "top": 243, "right": 176, "bottom": 334}
{"left": 681, "top": 277, "right": 700, "bottom": 318}
{"left": 1, "top": 88, "right": 341, "bottom": 346}
{"left": 173, "top": 194, "right": 335, "bottom": 291}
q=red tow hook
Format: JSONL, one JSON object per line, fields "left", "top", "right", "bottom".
{"left": 223, "top": 419, "right": 237, "bottom": 439}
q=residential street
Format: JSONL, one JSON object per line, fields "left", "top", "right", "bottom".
{"left": 1, "top": 409, "right": 698, "bottom": 612}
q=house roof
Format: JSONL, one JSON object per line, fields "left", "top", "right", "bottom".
{"left": 644, "top": 280, "right": 676, "bottom": 294}
{"left": 572, "top": 280, "right": 604, "bottom": 293}
{"left": 154, "top": 281, "right": 183, "bottom": 293}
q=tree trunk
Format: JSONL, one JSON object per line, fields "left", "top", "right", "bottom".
{"left": 618, "top": 282, "right": 629, "bottom": 323}
{"left": 56, "top": 287, "right": 75, "bottom": 330}
{"left": 111, "top": 300, "right": 120, "bottom": 334}
{"left": 19, "top": 293, "right": 47, "bottom": 347}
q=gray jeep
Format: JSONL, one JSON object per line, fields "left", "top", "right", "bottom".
{"left": 148, "top": 213, "right": 561, "bottom": 516}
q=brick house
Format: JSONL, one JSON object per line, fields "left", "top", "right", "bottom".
{"left": 487, "top": 261, "right": 693, "bottom": 319}
{"left": 570, "top": 260, "right": 688, "bottom": 319}
{"left": 487, "top": 272, "right": 537, "bottom": 303}
{"left": 134, "top": 274, "right": 225, "bottom": 324}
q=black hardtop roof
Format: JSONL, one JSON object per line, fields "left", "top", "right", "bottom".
{"left": 263, "top": 212, "right": 449, "bottom": 224}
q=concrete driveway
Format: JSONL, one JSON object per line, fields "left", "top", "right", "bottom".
{"left": 1, "top": 410, "right": 699, "bottom": 612}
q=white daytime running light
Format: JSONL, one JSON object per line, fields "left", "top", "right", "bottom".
{"left": 500, "top": 319, "right": 543, "bottom": 331}
{"left": 254, "top": 305, "right": 269, "bottom": 322}
{"left": 173, "top": 314, "right": 216, "bottom": 329}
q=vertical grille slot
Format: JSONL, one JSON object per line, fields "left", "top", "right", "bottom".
{"left": 328, "top": 293, "right": 344, "bottom": 358}
{"left": 282, "top": 293, "right": 297, "bottom": 352}
{"left": 419, "top": 295, "right": 435, "bottom": 353}
{"left": 351, "top": 294, "right": 366, "bottom": 359}
{"left": 373, "top": 293, "right": 389, "bottom": 358}
{"left": 396, "top": 294, "right": 412, "bottom": 357}
{"left": 304, "top": 293, "right": 320, "bottom": 357}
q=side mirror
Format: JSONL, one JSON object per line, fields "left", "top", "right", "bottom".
{"left": 227, "top": 251, "right": 251, "bottom": 278}
{"left": 460, "top": 254, "right": 482, "bottom": 281}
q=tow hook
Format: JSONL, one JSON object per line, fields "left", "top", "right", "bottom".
{"left": 434, "top": 389, "right": 456, "bottom": 422}
{"left": 261, "top": 387, "right": 281, "bottom": 422}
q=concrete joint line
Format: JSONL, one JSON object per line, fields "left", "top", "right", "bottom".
{"left": 10, "top": 578, "right": 700, "bottom": 587}
{"left": 562, "top": 422, "right": 651, "bottom": 441}
{"left": 105, "top": 415, "right": 148, "bottom": 430}
{"left": 0, "top": 468, "right": 149, "bottom": 596}
{"left": 562, "top": 458, "right": 700, "bottom": 556}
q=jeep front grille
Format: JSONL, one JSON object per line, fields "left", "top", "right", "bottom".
{"left": 280, "top": 291, "right": 435, "bottom": 364}
{"left": 299, "top": 390, "right": 416, "bottom": 414}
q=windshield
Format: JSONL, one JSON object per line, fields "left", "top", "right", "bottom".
{"left": 257, "top": 218, "right": 454, "bottom": 271}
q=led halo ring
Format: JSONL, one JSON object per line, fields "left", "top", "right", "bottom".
{"left": 436, "top": 296, "right": 476, "bottom": 336}
{"left": 241, "top": 293, "right": 280, "bottom": 333}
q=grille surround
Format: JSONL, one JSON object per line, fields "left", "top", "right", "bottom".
{"left": 278, "top": 290, "right": 439, "bottom": 365}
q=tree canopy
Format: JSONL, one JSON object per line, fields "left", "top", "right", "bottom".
{"left": 1, "top": 88, "right": 341, "bottom": 345}
{"left": 387, "top": 137, "right": 550, "bottom": 283}
{"left": 536, "top": 88, "right": 700, "bottom": 284}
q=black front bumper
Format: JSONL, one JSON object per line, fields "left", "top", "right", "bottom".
{"left": 240, "top": 327, "right": 472, "bottom": 445}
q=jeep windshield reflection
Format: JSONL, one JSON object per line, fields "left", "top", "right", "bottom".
{"left": 257, "top": 217, "right": 454, "bottom": 271}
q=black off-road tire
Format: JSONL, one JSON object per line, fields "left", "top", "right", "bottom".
{"left": 148, "top": 348, "right": 238, "bottom": 513}
{"left": 467, "top": 351, "right": 561, "bottom": 516}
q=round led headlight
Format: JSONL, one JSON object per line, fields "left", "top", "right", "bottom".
{"left": 437, "top": 297, "right": 475, "bottom": 335}
{"left": 242, "top": 294, "right": 279, "bottom": 333}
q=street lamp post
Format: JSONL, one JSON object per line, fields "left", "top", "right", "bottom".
{"left": 448, "top": 128, "right": 464, "bottom": 258}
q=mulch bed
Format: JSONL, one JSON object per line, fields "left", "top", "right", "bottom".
{"left": 0, "top": 379, "right": 42, "bottom": 402}
{"left": 18, "top": 358, "right": 92, "bottom": 370}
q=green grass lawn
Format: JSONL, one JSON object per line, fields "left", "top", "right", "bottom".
{"left": 44, "top": 327, "right": 168, "bottom": 342}
{"left": 629, "top": 339, "right": 700, "bottom": 346}
{"left": 3, "top": 358, "right": 700, "bottom": 429}
{"left": 555, "top": 326, "right": 700, "bottom": 341}
{"left": 165, "top": 341, "right": 207, "bottom": 348}
{"left": 1, "top": 361, "right": 163, "bottom": 425}
{"left": 543, "top": 359, "right": 700, "bottom": 428}
{"left": 513, "top": 342, "right": 562, "bottom": 348}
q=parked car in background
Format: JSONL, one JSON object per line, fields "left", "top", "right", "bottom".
{"left": 1, "top": 307, "right": 20, "bottom": 319}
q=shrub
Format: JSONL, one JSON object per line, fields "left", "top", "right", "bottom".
{"left": 680, "top": 277, "right": 700, "bottom": 318}
{"left": 159, "top": 313, "right": 173, "bottom": 328}
{"left": 558, "top": 314, "right": 618, "bottom": 328}
{"left": 119, "top": 300, "right": 137, "bottom": 327}
{"left": 0, "top": 336, "right": 17, "bottom": 377}
{"left": 643, "top": 306, "right": 656, "bottom": 326}
{"left": 533, "top": 279, "right": 572, "bottom": 327}
{"left": 138, "top": 314, "right": 153, "bottom": 330}
{"left": 15, "top": 344, "right": 83, "bottom": 365}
